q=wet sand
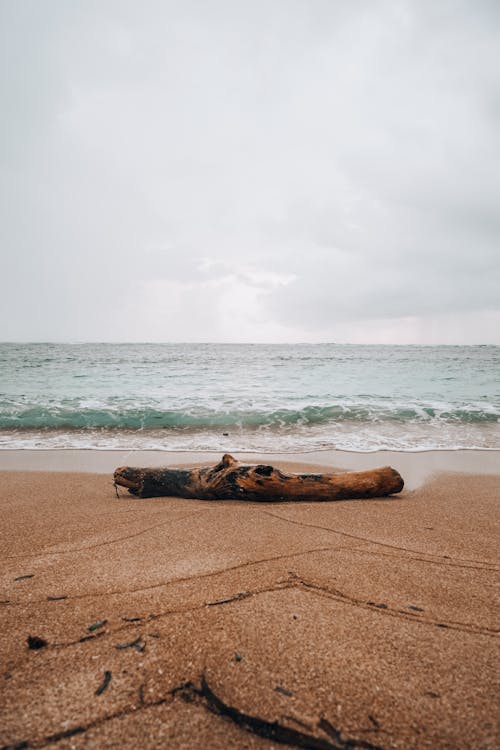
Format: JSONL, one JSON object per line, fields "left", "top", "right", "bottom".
{"left": 0, "top": 451, "right": 499, "bottom": 749}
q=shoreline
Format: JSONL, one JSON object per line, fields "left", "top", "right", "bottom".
{"left": 2, "top": 444, "right": 499, "bottom": 452}
{"left": 1, "top": 447, "right": 499, "bottom": 490}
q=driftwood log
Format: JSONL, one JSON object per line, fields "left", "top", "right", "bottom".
{"left": 114, "top": 453, "right": 404, "bottom": 501}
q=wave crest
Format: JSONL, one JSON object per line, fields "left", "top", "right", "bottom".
{"left": 0, "top": 402, "right": 498, "bottom": 430}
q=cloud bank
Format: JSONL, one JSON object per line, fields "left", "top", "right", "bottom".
{"left": 1, "top": 0, "right": 499, "bottom": 342}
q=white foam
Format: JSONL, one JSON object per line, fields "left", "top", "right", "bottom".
{"left": 1, "top": 420, "right": 499, "bottom": 452}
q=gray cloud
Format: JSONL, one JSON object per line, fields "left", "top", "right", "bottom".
{"left": 1, "top": 0, "right": 499, "bottom": 342}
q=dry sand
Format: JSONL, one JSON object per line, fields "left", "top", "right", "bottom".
{"left": 0, "top": 451, "right": 499, "bottom": 749}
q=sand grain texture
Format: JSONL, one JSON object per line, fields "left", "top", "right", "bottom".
{"left": 0, "top": 461, "right": 499, "bottom": 749}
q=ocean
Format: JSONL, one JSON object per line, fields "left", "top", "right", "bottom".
{"left": 0, "top": 343, "right": 498, "bottom": 452}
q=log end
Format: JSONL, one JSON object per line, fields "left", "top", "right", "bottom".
{"left": 382, "top": 466, "right": 404, "bottom": 494}
{"left": 114, "top": 466, "right": 143, "bottom": 495}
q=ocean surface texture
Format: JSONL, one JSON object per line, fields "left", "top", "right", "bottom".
{"left": 0, "top": 343, "right": 498, "bottom": 451}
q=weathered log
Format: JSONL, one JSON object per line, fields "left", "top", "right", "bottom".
{"left": 113, "top": 453, "right": 404, "bottom": 501}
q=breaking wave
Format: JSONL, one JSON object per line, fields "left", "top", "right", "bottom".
{"left": 0, "top": 401, "right": 498, "bottom": 430}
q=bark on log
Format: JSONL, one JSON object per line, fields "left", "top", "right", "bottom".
{"left": 114, "top": 453, "right": 404, "bottom": 501}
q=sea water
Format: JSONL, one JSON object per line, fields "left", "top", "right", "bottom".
{"left": 0, "top": 343, "right": 498, "bottom": 452}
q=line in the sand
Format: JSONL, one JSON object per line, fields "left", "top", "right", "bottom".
{"left": 258, "top": 509, "right": 500, "bottom": 571}
{"left": 6, "top": 565, "right": 496, "bottom": 662}
{"left": 8, "top": 580, "right": 496, "bottom": 693}
{"left": 1, "top": 509, "right": 207, "bottom": 561}
{"left": 2, "top": 543, "right": 349, "bottom": 605}
{"left": 345, "top": 546, "right": 500, "bottom": 573}
{"left": 293, "top": 577, "right": 499, "bottom": 638}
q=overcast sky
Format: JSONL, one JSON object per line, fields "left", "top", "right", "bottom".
{"left": 1, "top": 0, "right": 499, "bottom": 343}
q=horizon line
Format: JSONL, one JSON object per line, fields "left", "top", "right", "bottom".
{"left": 0, "top": 341, "right": 498, "bottom": 347}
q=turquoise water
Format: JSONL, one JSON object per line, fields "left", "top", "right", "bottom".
{"left": 0, "top": 343, "right": 498, "bottom": 451}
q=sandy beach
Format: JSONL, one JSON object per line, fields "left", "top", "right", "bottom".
{"left": 1, "top": 450, "right": 499, "bottom": 749}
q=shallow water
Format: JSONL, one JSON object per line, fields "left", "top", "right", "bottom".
{"left": 0, "top": 343, "right": 498, "bottom": 451}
